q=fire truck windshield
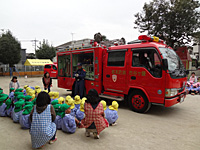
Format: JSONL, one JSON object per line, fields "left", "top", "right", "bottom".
{"left": 159, "top": 47, "right": 186, "bottom": 78}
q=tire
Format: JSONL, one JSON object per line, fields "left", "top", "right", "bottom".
{"left": 128, "top": 90, "right": 151, "bottom": 113}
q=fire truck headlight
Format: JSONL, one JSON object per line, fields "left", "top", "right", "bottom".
{"left": 165, "top": 88, "right": 178, "bottom": 97}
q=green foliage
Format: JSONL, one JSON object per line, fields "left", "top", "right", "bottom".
{"left": 0, "top": 31, "right": 21, "bottom": 66}
{"left": 134, "top": 0, "right": 200, "bottom": 48}
{"left": 27, "top": 53, "right": 36, "bottom": 59}
{"left": 36, "top": 40, "right": 56, "bottom": 60}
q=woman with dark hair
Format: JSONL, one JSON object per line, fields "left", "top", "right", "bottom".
{"left": 9, "top": 76, "right": 20, "bottom": 90}
{"left": 42, "top": 72, "right": 52, "bottom": 93}
{"left": 81, "top": 89, "right": 109, "bottom": 139}
{"left": 29, "top": 92, "right": 57, "bottom": 149}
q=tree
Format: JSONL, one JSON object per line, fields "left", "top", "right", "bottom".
{"left": 27, "top": 53, "right": 36, "bottom": 59}
{"left": 134, "top": 0, "right": 200, "bottom": 48}
{"left": 0, "top": 31, "right": 21, "bottom": 67}
{"left": 36, "top": 40, "right": 56, "bottom": 60}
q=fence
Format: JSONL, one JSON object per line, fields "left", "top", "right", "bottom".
{"left": 0, "top": 64, "right": 44, "bottom": 77}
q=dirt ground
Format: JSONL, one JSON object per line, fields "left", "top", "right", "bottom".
{"left": 0, "top": 76, "right": 199, "bottom": 150}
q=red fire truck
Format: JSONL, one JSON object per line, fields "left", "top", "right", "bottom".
{"left": 57, "top": 35, "right": 187, "bottom": 113}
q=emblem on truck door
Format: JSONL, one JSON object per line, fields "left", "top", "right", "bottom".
{"left": 112, "top": 75, "right": 117, "bottom": 82}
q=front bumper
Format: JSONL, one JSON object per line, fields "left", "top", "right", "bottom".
{"left": 164, "top": 91, "right": 186, "bottom": 107}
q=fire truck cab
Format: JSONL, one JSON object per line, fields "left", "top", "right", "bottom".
{"left": 57, "top": 35, "right": 187, "bottom": 113}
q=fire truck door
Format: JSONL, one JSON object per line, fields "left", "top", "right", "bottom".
{"left": 103, "top": 50, "right": 127, "bottom": 93}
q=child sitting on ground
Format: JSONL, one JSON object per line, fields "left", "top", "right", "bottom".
{"left": 66, "top": 98, "right": 77, "bottom": 117}
{"left": 9, "top": 88, "right": 15, "bottom": 101}
{"left": 105, "top": 101, "right": 119, "bottom": 126}
{"left": 5, "top": 98, "right": 13, "bottom": 117}
{"left": 0, "top": 94, "right": 9, "bottom": 117}
{"left": 53, "top": 103, "right": 64, "bottom": 130}
{"left": 74, "top": 95, "right": 81, "bottom": 109}
{"left": 19, "top": 104, "right": 33, "bottom": 129}
{"left": 76, "top": 99, "right": 85, "bottom": 121}
{"left": 100, "top": 100, "right": 108, "bottom": 117}
{"left": 81, "top": 89, "right": 109, "bottom": 139}
{"left": 29, "top": 92, "right": 57, "bottom": 149}
{"left": 189, "top": 72, "right": 197, "bottom": 83}
{"left": 62, "top": 104, "right": 79, "bottom": 134}
{"left": 12, "top": 99, "right": 25, "bottom": 123}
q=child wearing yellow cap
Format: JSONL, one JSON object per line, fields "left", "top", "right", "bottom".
{"left": 65, "top": 95, "right": 72, "bottom": 104}
{"left": 62, "top": 104, "right": 78, "bottom": 134}
{"left": 105, "top": 101, "right": 119, "bottom": 126}
{"left": 74, "top": 95, "right": 81, "bottom": 109}
{"left": 66, "top": 98, "right": 77, "bottom": 117}
{"left": 52, "top": 92, "right": 59, "bottom": 102}
{"left": 100, "top": 100, "right": 108, "bottom": 118}
{"left": 76, "top": 99, "right": 85, "bottom": 121}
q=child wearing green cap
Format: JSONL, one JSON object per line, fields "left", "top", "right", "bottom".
{"left": 29, "top": 92, "right": 57, "bottom": 149}
{"left": 5, "top": 98, "right": 13, "bottom": 117}
{"left": 19, "top": 104, "right": 34, "bottom": 129}
{"left": 0, "top": 95, "right": 9, "bottom": 117}
{"left": 12, "top": 99, "right": 25, "bottom": 123}
{"left": 53, "top": 103, "right": 64, "bottom": 130}
{"left": 62, "top": 104, "right": 79, "bottom": 134}
{"left": 9, "top": 88, "right": 15, "bottom": 100}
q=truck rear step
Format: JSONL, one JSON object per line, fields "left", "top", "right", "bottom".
{"left": 99, "top": 94, "right": 124, "bottom": 101}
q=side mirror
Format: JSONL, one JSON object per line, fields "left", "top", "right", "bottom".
{"left": 162, "top": 59, "right": 168, "bottom": 71}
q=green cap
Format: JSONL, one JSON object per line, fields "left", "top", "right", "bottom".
{"left": 25, "top": 95, "right": 32, "bottom": 101}
{"left": 15, "top": 88, "right": 23, "bottom": 92}
{"left": 0, "top": 94, "right": 8, "bottom": 98}
{"left": 51, "top": 100, "right": 59, "bottom": 105}
{"left": 14, "top": 99, "right": 25, "bottom": 112}
{"left": 60, "top": 104, "right": 70, "bottom": 118}
{"left": 25, "top": 101, "right": 33, "bottom": 105}
{"left": 0, "top": 90, "right": 3, "bottom": 94}
{"left": 5, "top": 99, "right": 12, "bottom": 109}
{"left": 22, "top": 104, "right": 33, "bottom": 115}
{"left": 17, "top": 95, "right": 25, "bottom": 100}
{"left": 0, "top": 96, "right": 8, "bottom": 106}
{"left": 10, "top": 88, "right": 15, "bottom": 93}
{"left": 14, "top": 92, "right": 23, "bottom": 96}
{"left": 53, "top": 104, "right": 63, "bottom": 116}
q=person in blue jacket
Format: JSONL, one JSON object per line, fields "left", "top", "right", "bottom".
{"left": 76, "top": 99, "right": 85, "bottom": 121}
{"left": 0, "top": 95, "right": 9, "bottom": 117}
{"left": 19, "top": 104, "right": 33, "bottom": 129}
{"left": 73, "top": 63, "right": 86, "bottom": 98}
{"left": 105, "top": 101, "right": 119, "bottom": 126}
{"left": 62, "top": 104, "right": 78, "bottom": 134}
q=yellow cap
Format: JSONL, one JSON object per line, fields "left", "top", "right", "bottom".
{"left": 58, "top": 97, "right": 65, "bottom": 104}
{"left": 24, "top": 85, "right": 29, "bottom": 89}
{"left": 108, "top": 101, "right": 119, "bottom": 111}
{"left": 65, "top": 95, "right": 72, "bottom": 104}
{"left": 36, "top": 89, "right": 42, "bottom": 94}
{"left": 74, "top": 95, "right": 81, "bottom": 104}
{"left": 48, "top": 92, "right": 54, "bottom": 98}
{"left": 80, "top": 100, "right": 85, "bottom": 112}
{"left": 30, "top": 94, "right": 35, "bottom": 100}
{"left": 67, "top": 98, "right": 75, "bottom": 109}
{"left": 43, "top": 90, "right": 48, "bottom": 93}
{"left": 35, "top": 86, "right": 40, "bottom": 89}
{"left": 100, "top": 100, "right": 107, "bottom": 110}
{"left": 82, "top": 97, "right": 87, "bottom": 101}
{"left": 53, "top": 92, "right": 59, "bottom": 99}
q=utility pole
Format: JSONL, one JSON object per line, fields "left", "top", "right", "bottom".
{"left": 71, "top": 33, "right": 75, "bottom": 48}
{"left": 20, "top": 39, "right": 39, "bottom": 54}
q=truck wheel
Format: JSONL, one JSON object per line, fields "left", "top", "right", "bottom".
{"left": 128, "top": 90, "right": 151, "bottom": 113}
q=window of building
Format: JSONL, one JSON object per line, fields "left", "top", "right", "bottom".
{"left": 72, "top": 52, "right": 94, "bottom": 80}
{"left": 107, "top": 51, "right": 126, "bottom": 67}
{"left": 58, "top": 55, "right": 71, "bottom": 77}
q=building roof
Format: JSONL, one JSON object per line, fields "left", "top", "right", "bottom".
{"left": 24, "top": 59, "right": 53, "bottom": 66}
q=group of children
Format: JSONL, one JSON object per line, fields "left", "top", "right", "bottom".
{"left": 0, "top": 85, "right": 119, "bottom": 149}
{"left": 186, "top": 72, "right": 200, "bottom": 95}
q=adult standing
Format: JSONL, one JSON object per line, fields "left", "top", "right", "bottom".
{"left": 74, "top": 63, "right": 86, "bottom": 98}
{"left": 9, "top": 76, "right": 20, "bottom": 90}
{"left": 42, "top": 72, "right": 52, "bottom": 93}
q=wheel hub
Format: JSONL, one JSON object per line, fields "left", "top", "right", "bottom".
{"left": 132, "top": 95, "right": 145, "bottom": 109}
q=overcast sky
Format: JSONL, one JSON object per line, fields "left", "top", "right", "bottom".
{"left": 0, "top": 0, "right": 150, "bottom": 53}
